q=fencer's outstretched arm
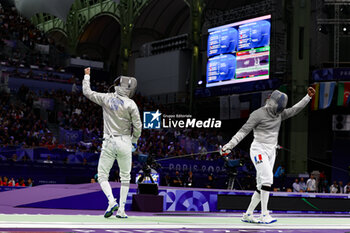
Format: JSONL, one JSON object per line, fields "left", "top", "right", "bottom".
{"left": 82, "top": 68, "right": 107, "bottom": 106}
{"left": 129, "top": 101, "right": 142, "bottom": 144}
{"left": 223, "top": 111, "right": 260, "bottom": 151}
{"left": 281, "top": 87, "right": 315, "bottom": 121}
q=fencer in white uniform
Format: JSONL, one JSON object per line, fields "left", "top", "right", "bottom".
{"left": 222, "top": 87, "right": 315, "bottom": 224}
{"left": 83, "top": 68, "right": 142, "bottom": 218}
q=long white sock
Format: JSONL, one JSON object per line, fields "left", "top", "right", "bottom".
{"left": 246, "top": 191, "right": 261, "bottom": 214}
{"left": 119, "top": 181, "right": 130, "bottom": 210}
{"left": 100, "top": 181, "right": 115, "bottom": 204}
{"left": 261, "top": 189, "right": 270, "bottom": 215}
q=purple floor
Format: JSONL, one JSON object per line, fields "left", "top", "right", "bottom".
{"left": 1, "top": 184, "right": 349, "bottom": 233}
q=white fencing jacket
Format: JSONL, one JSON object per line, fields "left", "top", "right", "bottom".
{"left": 82, "top": 74, "right": 142, "bottom": 143}
{"left": 224, "top": 94, "right": 311, "bottom": 150}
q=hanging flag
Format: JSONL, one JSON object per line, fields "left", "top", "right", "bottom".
{"left": 240, "top": 102, "right": 250, "bottom": 118}
{"left": 310, "top": 83, "right": 320, "bottom": 110}
{"left": 337, "top": 82, "right": 350, "bottom": 106}
{"left": 229, "top": 95, "right": 240, "bottom": 119}
{"left": 319, "top": 82, "right": 336, "bottom": 109}
{"left": 220, "top": 96, "right": 230, "bottom": 120}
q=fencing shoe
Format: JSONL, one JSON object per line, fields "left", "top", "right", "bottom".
{"left": 104, "top": 199, "right": 118, "bottom": 218}
{"left": 241, "top": 213, "right": 258, "bottom": 223}
{"left": 116, "top": 209, "right": 128, "bottom": 218}
{"left": 258, "top": 214, "right": 277, "bottom": 224}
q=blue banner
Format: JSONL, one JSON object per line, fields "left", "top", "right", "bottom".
{"left": 0, "top": 186, "right": 27, "bottom": 192}
{"left": 158, "top": 158, "right": 225, "bottom": 174}
{"left": 312, "top": 68, "right": 350, "bottom": 81}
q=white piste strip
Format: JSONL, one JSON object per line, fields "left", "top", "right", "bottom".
{"left": 0, "top": 222, "right": 350, "bottom": 229}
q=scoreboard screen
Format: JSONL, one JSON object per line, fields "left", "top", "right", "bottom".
{"left": 206, "top": 15, "right": 271, "bottom": 88}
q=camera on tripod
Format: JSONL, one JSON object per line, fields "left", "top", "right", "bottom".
{"left": 136, "top": 154, "right": 161, "bottom": 195}
{"left": 224, "top": 156, "right": 243, "bottom": 190}
{"left": 133, "top": 154, "right": 164, "bottom": 212}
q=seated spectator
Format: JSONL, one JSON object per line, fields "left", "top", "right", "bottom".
{"left": 292, "top": 178, "right": 300, "bottom": 192}
{"left": 43, "top": 155, "right": 53, "bottom": 164}
{"left": 172, "top": 171, "right": 183, "bottom": 187}
{"left": 299, "top": 177, "right": 307, "bottom": 192}
{"left": 206, "top": 174, "right": 215, "bottom": 189}
{"left": 306, "top": 174, "right": 316, "bottom": 193}
{"left": 322, "top": 179, "right": 330, "bottom": 193}
{"left": 338, "top": 181, "right": 344, "bottom": 194}
{"left": 8, "top": 177, "right": 15, "bottom": 186}
{"left": 1, "top": 176, "right": 9, "bottom": 186}
{"left": 27, "top": 178, "right": 33, "bottom": 187}
{"left": 344, "top": 182, "right": 350, "bottom": 194}
{"left": 163, "top": 173, "right": 171, "bottom": 186}
{"left": 15, "top": 178, "right": 25, "bottom": 187}
{"left": 330, "top": 181, "right": 339, "bottom": 193}
{"left": 184, "top": 171, "right": 194, "bottom": 187}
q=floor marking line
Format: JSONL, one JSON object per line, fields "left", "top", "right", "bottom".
{"left": 1, "top": 223, "right": 350, "bottom": 230}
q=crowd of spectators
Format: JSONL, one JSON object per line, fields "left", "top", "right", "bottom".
{"left": 0, "top": 176, "right": 33, "bottom": 187}
{"left": 0, "top": 4, "right": 49, "bottom": 47}
{"left": 51, "top": 80, "right": 230, "bottom": 159}
{"left": 0, "top": 2, "right": 69, "bottom": 80}
{"left": 291, "top": 172, "right": 350, "bottom": 194}
{"left": 0, "top": 90, "right": 55, "bottom": 149}
{"left": 0, "top": 82, "right": 233, "bottom": 162}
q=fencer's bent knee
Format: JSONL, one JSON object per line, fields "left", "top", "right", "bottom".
{"left": 120, "top": 172, "right": 131, "bottom": 182}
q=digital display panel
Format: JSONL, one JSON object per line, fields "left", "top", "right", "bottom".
{"left": 135, "top": 173, "right": 160, "bottom": 185}
{"left": 207, "top": 15, "right": 271, "bottom": 88}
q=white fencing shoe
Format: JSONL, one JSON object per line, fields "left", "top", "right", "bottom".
{"left": 104, "top": 199, "right": 118, "bottom": 218}
{"left": 116, "top": 209, "right": 128, "bottom": 218}
{"left": 241, "top": 213, "right": 258, "bottom": 223}
{"left": 258, "top": 214, "right": 277, "bottom": 224}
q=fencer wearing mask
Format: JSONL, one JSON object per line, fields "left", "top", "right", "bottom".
{"left": 83, "top": 68, "right": 142, "bottom": 219}
{"left": 221, "top": 87, "right": 316, "bottom": 224}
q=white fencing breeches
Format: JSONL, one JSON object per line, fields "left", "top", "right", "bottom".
{"left": 97, "top": 135, "right": 132, "bottom": 183}
{"left": 250, "top": 141, "right": 276, "bottom": 190}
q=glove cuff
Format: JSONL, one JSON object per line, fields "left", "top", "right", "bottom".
{"left": 131, "top": 137, "right": 138, "bottom": 144}
{"left": 84, "top": 74, "right": 90, "bottom": 81}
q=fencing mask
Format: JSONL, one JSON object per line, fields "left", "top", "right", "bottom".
{"left": 113, "top": 76, "right": 137, "bottom": 98}
{"left": 266, "top": 90, "right": 288, "bottom": 116}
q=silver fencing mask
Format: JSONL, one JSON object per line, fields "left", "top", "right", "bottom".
{"left": 266, "top": 90, "right": 288, "bottom": 116}
{"left": 114, "top": 76, "right": 137, "bottom": 98}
